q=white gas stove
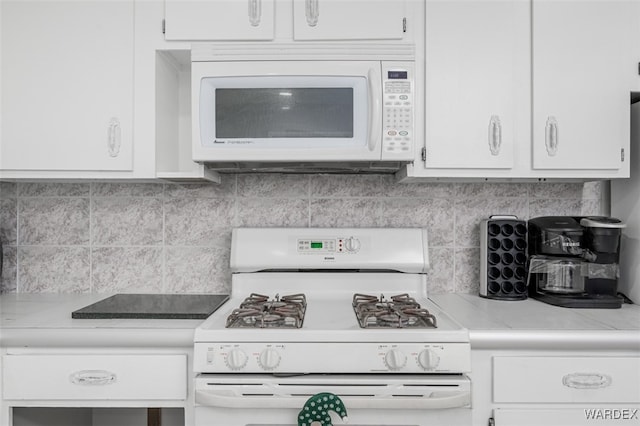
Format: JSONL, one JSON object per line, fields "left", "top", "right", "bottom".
{"left": 193, "top": 228, "right": 470, "bottom": 374}
{"left": 193, "top": 228, "right": 472, "bottom": 426}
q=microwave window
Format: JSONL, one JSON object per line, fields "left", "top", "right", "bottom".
{"left": 215, "top": 88, "right": 354, "bottom": 139}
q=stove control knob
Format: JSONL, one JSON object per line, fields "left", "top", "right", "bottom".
{"left": 225, "top": 349, "right": 248, "bottom": 370}
{"left": 344, "top": 236, "right": 361, "bottom": 253}
{"left": 384, "top": 349, "right": 407, "bottom": 370}
{"left": 258, "top": 348, "right": 281, "bottom": 370}
{"left": 418, "top": 349, "right": 440, "bottom": 370}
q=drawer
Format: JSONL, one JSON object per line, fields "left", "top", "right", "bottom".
{"left": 494, "top": 408, "right": 640, "bottom": 426}
{"left": 493, "top": 356, "right": 640, "bottom": 404}
{"left": 2, "top": 354, "right": 186, "bottom": 401}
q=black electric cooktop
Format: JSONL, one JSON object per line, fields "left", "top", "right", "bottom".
{"left": 71, "top": 294, "right": 229, "bottom": 320}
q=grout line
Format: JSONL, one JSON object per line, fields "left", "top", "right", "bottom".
{"left": 161, "top": 183, "right": 166, "bottom": 294}
{"left": 307, "top": 175, "right": 312, "bottom": 227}
{"left": 233, "top": 175, "right": 239, "bottom": 227}
{"left": 15, "top": 185, "right": 20, "bottom": 293}
{"left": 451, "top": 197, "right": 457, "bottom": 293}
{"left": 89, "top": 182, "right": 93, "bottom": 293}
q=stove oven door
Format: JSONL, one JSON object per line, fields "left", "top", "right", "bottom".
{"left": 194, "top": 374, "right": 471, "bottom": 426}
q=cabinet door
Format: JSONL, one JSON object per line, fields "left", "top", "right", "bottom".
{"left": 1, "top": 1, "right": 133, "bottom": 171}
{"left": 423, "top": 0, "right": 525, "bottom": 169}
{"left": 532, "top": 0, "right": 638, "bottom": 170}
{"left": 293, "top": 0, "right": 405, "bottom": 40}
{"left": 164, "top": 0, "right": 275, "bottom": 41}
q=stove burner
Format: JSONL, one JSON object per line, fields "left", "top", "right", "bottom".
{"left": 226, "top": 293, "right": 306, "bottom": 328}
{"left": 352, "top": 293, "right": 437, "bottom": 329}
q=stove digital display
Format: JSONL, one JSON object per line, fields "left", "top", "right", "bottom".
{"left": 297, "top": 239, "right": 336, "bottom": 253}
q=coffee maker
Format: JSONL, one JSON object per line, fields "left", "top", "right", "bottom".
{"left": 527, "top": 216, "right": 626, "bottom": 308}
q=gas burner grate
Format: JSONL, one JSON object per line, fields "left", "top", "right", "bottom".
{"left": 352, "top": 293, "right": 437, "bottom": 329}
{"left": 226, "top": 293, "right": 306, "bottom": 328}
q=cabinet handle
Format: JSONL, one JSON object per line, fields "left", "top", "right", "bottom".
{"left": 248, "top": 0, "right": 261, "bottom": 27}
{"left": 545, "top": 116, "right": 558, "bottom": 157}
{"left": 488, "top": 115, "right": 502, "bottom": 156}
{"left": 70, "top": 370, "right": 117, "bottom": 386}
{"left": 305, "top": 0, "right": 319, "bottom": 27}
{"left": 107, "top": 117, "right": 121, "bottom": 158}
{"left": 562, "top": 373, "right": 612, "bottom": 389}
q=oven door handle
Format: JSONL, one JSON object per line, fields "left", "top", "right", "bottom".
{"left": 195, "top": 389, "right": 470, "bottom": 410}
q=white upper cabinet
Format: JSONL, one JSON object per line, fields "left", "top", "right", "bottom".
{"left": 402, "top": 0, "right": 639, "bottom": 181}
{"left": 532, "top": 0, "right": 638, "bottom": 171}
{"left": 423, "top": 0, "right": 525, "bottom": 170}
{"left": 292, "top": 0, "right": 406, "bottom": 40}
{"left": 0, "top": 0, "right": 134, "bottom": 172}
{"left": 164, "top": 0, "right": 406, "bottom": 42}
{"left": 164, "top": 0, "right": 275, "bottom": 41}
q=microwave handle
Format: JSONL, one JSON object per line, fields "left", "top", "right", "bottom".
{"left": 367, "top": 68, "right": 382, "bottom": 152}
{"left": 195, "top": 389, "right": 470, "bottom": 410}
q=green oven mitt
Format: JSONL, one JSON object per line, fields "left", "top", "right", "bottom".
{"left": 297, "top": 392, "right": 348, "bottom": 426}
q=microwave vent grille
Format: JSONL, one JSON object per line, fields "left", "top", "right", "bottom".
{"left": 204, "top": 161, "right": 406, "bottom": 174}
{"left": 191, "top": 42, "right": 415, "bottom": 62}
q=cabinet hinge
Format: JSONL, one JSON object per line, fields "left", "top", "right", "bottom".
{"left": 402, "top": 17, "right": 407, "bottom": 33}
{"left": 621, "top": 148, "right": 625, "bottom": 162}
{"left": 162, "top": 19, "right": 166, "bottom": 34}
{"left": 421, "top": 147, "right": 426, "bottom": 162}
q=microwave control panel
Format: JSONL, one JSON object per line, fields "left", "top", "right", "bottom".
{"left": 382, "top": 63, "right": 414, "bottom": 159}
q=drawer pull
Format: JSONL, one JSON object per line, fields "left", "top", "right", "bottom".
{"left": 562, "top": 373, "right": 612, "bottom": 389}
{"left": 70, "top": 370, "right": 117, "bottom": 386}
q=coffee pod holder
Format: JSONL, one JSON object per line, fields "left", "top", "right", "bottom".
{"left": 480, "top": 215, "right": 528, "bottom": 300}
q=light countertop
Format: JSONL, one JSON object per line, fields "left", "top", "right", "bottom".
{"left": 431, "top": 293, "right": 640, "bottom": 351}
{"left": 0, "top": 293, "right": 203, "bottom": 348}
{"left": 2, "top": 293, "right": 640, "bottom": 351}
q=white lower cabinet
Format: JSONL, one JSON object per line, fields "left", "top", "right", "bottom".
{"left": 11, "top": 407, "right": 185, "bottom": 426}
{"left": 1, "top": 351, "right": 189, "bottom": 426}
{"left": 3, "top": 354, "right": 186, "bottom": 401}
{"left": 493, "top": 356, "right": 640, "bottom": 404}
{"left": 493, "top": 407, "right": 640, "bottom": 426}
{"left": 472, "top": 351, "right": 640, "bottom": 426}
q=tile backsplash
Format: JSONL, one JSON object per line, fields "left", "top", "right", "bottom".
{"left": 0, "top": 176, "right": 605, "bottom": 295}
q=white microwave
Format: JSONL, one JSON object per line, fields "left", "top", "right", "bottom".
{"left": 191, "top": 60, "right": 415, "bottom": 172}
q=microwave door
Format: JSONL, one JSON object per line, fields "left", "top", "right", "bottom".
{"left": 214, "top": 87, "right": 359, "bottom": 143}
